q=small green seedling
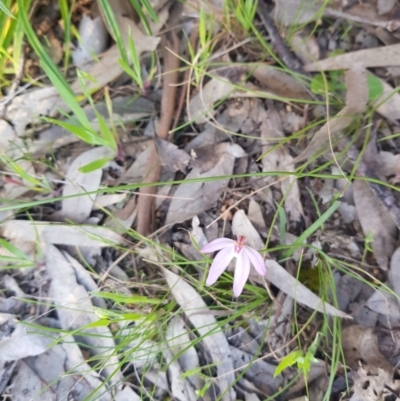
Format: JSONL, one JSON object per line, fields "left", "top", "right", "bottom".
{"left": 274, "top": 332, "right": 324, "bottom": 377}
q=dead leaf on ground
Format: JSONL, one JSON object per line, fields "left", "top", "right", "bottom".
{"left": 166, "top": 315, "right": 203, "bottom": 391}
{"left": 162, "top": 267, "right": 236, "bottom": 401}
{"left": 59, "top": 146, "right": 114, "bottom": 223}
{"left": 342, "top": 325, "right": 393, "bottom": 373}
{"left": 45, "top": 245, "right": 127, "bottom": 387}
{"left": 1, "top": 220, "right": 122, "bottom": 248}
{"left": 353, "top": 180, "right": 396, "bottom": 270}
{"left": 294, "top": 65, "right": 368, "bottom": 163}
{"left": 248, "top": 64, "right": 312, "bottom": 100}
{"left": 10, "top": 334, "right": 113, "bottom": 401}
{"left": 155, "top": 137, "right": 191, "bottom": 172}
{"left": 232, "top": 209, "right": 264, "bottom": 251}
{"left": 389, "top": 247, "right": 400, "bottom": 298}
{"left": 72, "top": 14, "right": 109, "bottom": 69}
{"left": 165, "top": 142, "right": 246, "bottom": 225}
{"left": 261, "top": 105, "right": 304, "bottom": 223}
{"left": 274, "top": 0, "right": 324, "bottom": 26}
{"left": 0, "top": 325, "right": 57, "bottom": 362}
{"left": 264, "top": 259, "right": 351, "bottom": 318}
{"left": 305, "top": 43, "right": 400, "bottom": 71}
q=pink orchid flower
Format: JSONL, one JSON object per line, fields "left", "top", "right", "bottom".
{"left": 200, "top": 235, "right": 267, "bottom": 297}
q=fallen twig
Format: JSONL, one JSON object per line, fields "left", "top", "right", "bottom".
{"left": 136, "top": 30, "right": 180, "bottom": 236}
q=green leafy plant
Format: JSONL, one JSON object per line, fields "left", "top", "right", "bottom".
{"left": 274, "top": 332, "right": 324, "bottom": 377}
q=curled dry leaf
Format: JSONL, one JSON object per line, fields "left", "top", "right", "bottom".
{"left": 350, "top": 366, "right": 395, "bottom": 401}
{"left": 294, "top": 65, "right": 368, "bottom": 163}
{"left": 162, "top": 267, "right": 236, "bottom": 401}
{"left": 72, "top": 14, "right": 109, "bottom": 69}
{"left": 265, "top": 259, "right": 351, "bottom": 318}
{"left": 353, "top": 180, "right": 396, "bottom": 270}
{"left": 165, "top": 143, "right": 246, "bottom": 225}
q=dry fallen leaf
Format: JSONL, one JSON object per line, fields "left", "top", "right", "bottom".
{"left": 60, "top": 146, "right": 113, "bottom": 223}
{"left": 232, "top": 209, "right": 264, "bottom": 251}
{"left": 261, "top": 106, "right": 304, "bottom": 223}
{"left": 166, "top": 315, "right": 203, "bottom": 391}
{"left": 274, "top": 0, "right": 324, "bottom": 26}
{"left": 353, "top": 180, "right": 396, "bottom": 270}
{"left": 294, "top": 65, "right": 368, "bottom": 163}
{"left": 1, "top": 220, "right": 122, "bottom": 247}
{"left": 0, "top": 325, "right": 57, "bottom": 362}
{"left": 165, "top": 143, "right": 246, "bottom": 225}
{"left": 342, "top": 325, "right": 393, "bottom": 373}
{"left": 162, "top": 267, "right": 236, "bottom": 401}
{"left": 72, "top": 14, "right": 109, "bottom": 69}
{"left": 305, "top": 43, "right": 400, "bottom": 71}
{"left": 265, "top": 259, "right": 351, "bottom": 318}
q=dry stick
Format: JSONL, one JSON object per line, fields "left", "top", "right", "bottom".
{"left": 257, "top": 1, "right": 306, "bottom": 75}
{"left": 136, "top": 30, "right": 180, "bottom": 236}
{"left": 256, "top": 2, "right": 324, "bottom": 108}
{"left": 172, "top": 28, "right": 199, "bottom": 131}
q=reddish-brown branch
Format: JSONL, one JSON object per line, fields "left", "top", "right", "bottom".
{"left": 136, "top": 30, "right": 180, "bottom": 236}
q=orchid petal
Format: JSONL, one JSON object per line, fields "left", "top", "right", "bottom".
{"left": 206, "top": 247, "right": 235, "bottom": 286}
{"left": 201, "top": 238, "right": 235, "bottom": 254}
{"left": 233, "top": 251, "right": 250, "bottom": 297}
{"left": 245, "top": 246, "right": 267, "bottom": 276}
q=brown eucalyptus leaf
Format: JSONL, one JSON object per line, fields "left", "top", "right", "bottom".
{"left": 354, "top": 180, "right": 396, "bottom": 270}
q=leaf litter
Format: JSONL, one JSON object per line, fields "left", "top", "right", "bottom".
{"left": 3, "top": 0, "right": 400, "bottom": 400}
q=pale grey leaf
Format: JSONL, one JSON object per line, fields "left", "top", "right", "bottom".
{"left": 1, "top": 220, "right": 122, "bottom": 247}
{"left": 265, "top": 260, "right": 351, "bottom": 318}
{"left": 230, "top": 347, "right": 283, "bottom": 393}
{"left": 162, "top": 267, "right": 236, "bottom": 401}
{"left": 0, "top": 325, "right": 57, "bottom": 361}
{"left": 232, "top": 210, "right": 264, "bottom": 251}
{"left": 305, "top": 43, "right": 400, "bottom": 71}
{"left": 45, "top": 245, "right": 123, "bottom": 385}
{"left": 72, "top": 15, "right": 108, "bottom": 69}
{"left": 389, "top": 247, "right": 400, "bottom": 298}
{"left": 61, "top": 146, "right": 112, "bottom": 223}
{"left": 166, "top": 315, "right": 203, "bottom": 390}
{"left": 164, "top": 348, "right": 198, "bottom": 401}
